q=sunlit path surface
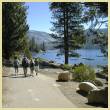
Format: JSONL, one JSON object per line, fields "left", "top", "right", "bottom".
{"left": 3, "top": 67, "right": 76, "bottom": 108}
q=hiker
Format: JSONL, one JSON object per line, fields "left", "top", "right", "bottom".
{"left": 13, "top": 56, "right": 19, "bottom": 75}
{"left": 30, "top": 59, "right": 35, "bottom": 76}
{"left": 34, "top": 58, "right": 39, "bottom": 75}
{"left": 22, "top": 56, "right": 29, "bottom": 77}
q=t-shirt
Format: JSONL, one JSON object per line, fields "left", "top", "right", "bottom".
{"left": 14, "top": 59, "right": 19, "bottom": 67}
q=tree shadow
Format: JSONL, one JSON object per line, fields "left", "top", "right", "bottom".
{"left": 40, "top": 65, "right": 51, "bottom": 69}
{"left": 85, "top": 102, "right": 108, "bottom": 108}
{"left": 56, "top": 80, "right": 68, "bottom": 82}
{"left": 2, "top": 74, "right": 32, "bottom": 78}
{"left": 3, "top": 63, "right": 22, "bottom": 67}
{"left": 76, "top": 90, "right": 88, "bottom": 97}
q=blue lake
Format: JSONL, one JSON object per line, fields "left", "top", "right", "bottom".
{"left": 32, "top": 49, "right": 108, "bottom": 67}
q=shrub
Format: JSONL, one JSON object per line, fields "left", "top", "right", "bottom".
{"left": 72, "top": 63, "right": 84, "bottom": 69}
{"left": 72, "top": 65, "right": 96, "bottom": 82}
{"left": 34, "top": 57, "right": 48, "bottom": 63}
{"left": 61, "top": 64, "right": 72, "bottom": 70}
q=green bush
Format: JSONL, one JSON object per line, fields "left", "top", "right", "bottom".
{"left": 72, "top": 65, "right": 96, "bottom": 82}
{"left": 34, "top": 57, "right": 48, "bottom": 63}
{"left": 61, "top": 64, "right": 72, "bottom": 70}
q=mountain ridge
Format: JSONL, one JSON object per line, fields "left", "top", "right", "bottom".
{"left": 27, "top": 28, "right": 108, "bottom": 50}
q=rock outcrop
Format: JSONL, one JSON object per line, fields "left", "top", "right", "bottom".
{"left": 88, "top": 87, "right": 108, "bottom": 105}
{"left": 79, "top": 82, "right": 98, "bottom": 92}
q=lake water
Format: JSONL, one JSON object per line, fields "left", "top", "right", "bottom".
{"left": 32, "top": 49, "right": 108, "bottom": 67}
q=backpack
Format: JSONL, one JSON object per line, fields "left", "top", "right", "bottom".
{"left": 30, "top": 61, "right": 34, "bottom": 67}
{"left": 22, "top": 58, "right": 28, "bottom": 67}
{"left": 14, "top": 60, "right": 19, "bottom": 67}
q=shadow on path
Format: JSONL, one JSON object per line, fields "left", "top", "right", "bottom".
{"left": 76, "top": 90, "right": 88, "bottom": 97}
{"left": 2, "top": 74, "right": 32, "bottom": 78}
{"left": 85, "top": 102, "right": 107, "bottom": 108}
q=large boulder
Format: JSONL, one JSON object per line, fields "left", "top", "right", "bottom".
{"left": 58, "top": 71, "right": 70, "bottom": 81}
{"left": 96, "top": 72, "right": 107, "bottom": 79}
{"left": 88, "top": 87, "right": 108, "bottom": 105}
{"left": 79, "top": 82, "right": 98, "bottom": 93}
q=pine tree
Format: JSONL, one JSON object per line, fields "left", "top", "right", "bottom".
{"left": 29, "top": 37, "right": 40, "bottom": 52}
{"left": 2, "top": 2, "right": 29, "bottom": 59}
{"left": 83, "top": 2, "right": 108, "bottom": 56}
{"left": 31, "top": 37, "right": 36, "bottom": 51}
{"left": 34, "top": 43, "right": 40, "bottom": 53}
{"left": 42, "top": 41, "right": 46, "bottom": 51}
{"left": 50, "top": 2, "right": 85, "bottom": 64}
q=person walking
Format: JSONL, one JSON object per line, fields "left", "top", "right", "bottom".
{"left": 22, "top": 56, "right": 29, "bottom": 77}
{"left": 13, "top": 56, "right": 19, "bottom": 76}
{"left": 34, "top": 58, "right": 39, "bottom": 75}
{"left": 30, "top": 59, "right": 35, "bottom": 76}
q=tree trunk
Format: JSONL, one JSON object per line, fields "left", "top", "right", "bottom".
{"left": 64, "top": 9, "right": 69, "bottom": 64}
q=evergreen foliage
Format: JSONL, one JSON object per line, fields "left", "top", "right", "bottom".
{"left": 41, "top": 41, "right": 46, "bottom": 51}
{"left": 2, "top": 2, "right": 29, "bottom": 59}
{"left": 49, "top": 2, "right": 85, "bottom": 64}
{"left": 29, "top": 37, "right": 40, "bottom": 52}
{"left": 83, "top": 2, "right": 108, "bottom": 56}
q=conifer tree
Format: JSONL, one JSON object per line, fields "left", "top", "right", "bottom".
{"left": 83, "top": 2, "right": 108, "bottom": 56}
{"left": 50, "top": 2, "right": 85, "bottom": 64}
{"left": 2, "top": 2, "right": 29, "bottom": 59}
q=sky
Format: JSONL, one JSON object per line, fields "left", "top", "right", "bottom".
{"left": 25, "top": 2, "right": 52, "bottom": 33}
{"left": 25, "top": 2, "right": 107, "bottom": 33}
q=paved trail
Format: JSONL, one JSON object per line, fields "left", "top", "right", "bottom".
{"left": 3, "top": 67, "right": 76, "bottom": 108}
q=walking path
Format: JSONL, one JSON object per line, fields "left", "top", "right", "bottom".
{"left": 3, "top": 67, "right": 76, "bottom": 108}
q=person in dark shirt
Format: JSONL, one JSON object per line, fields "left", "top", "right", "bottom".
{"left": 13, "top": 56, "right": 19, "bottom": 75}
{"left": 30, "top": 59, "right": 35, "bottom": 76}
{"left": 34, "top": 58, "right": 39, "bottom": 75}
{"left": 22, "top": 56, "right": 29, "bottom": 77}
